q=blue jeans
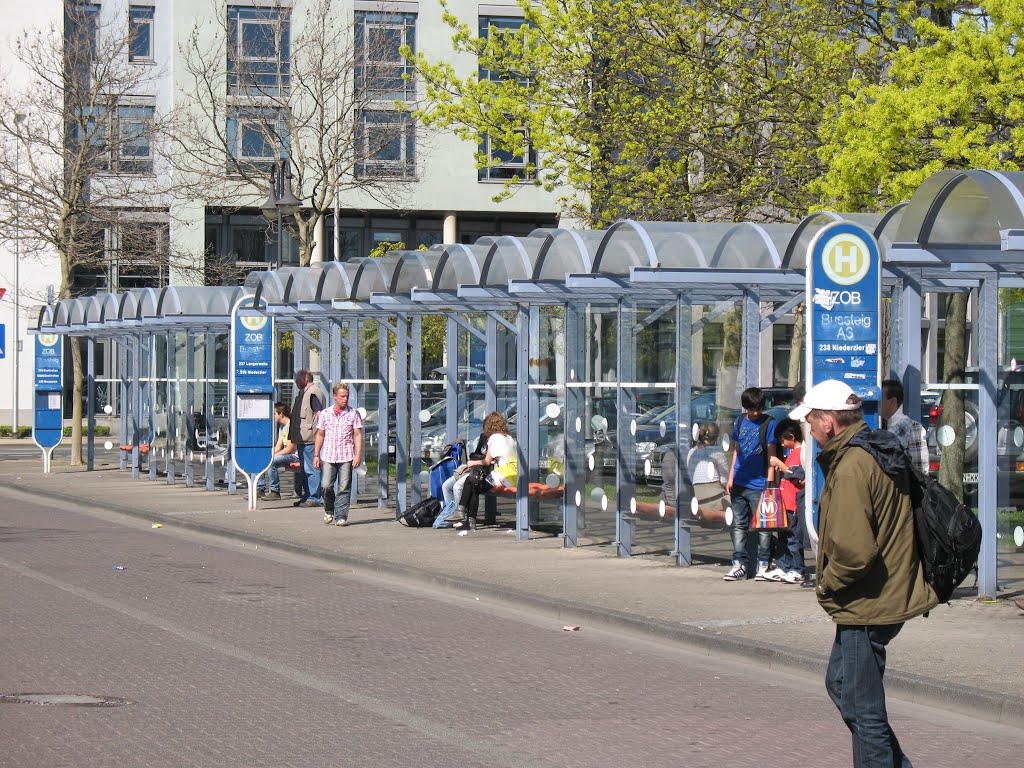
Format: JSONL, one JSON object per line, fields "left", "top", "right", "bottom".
{"left": 826, "top": 623, "right": 912, "bottom": 768}
{"left": 433, "top": 499, "right": 458, "bottom": 528}
{"left": 258, "top": 452, "right": 299, "bottom": 493}
{"left": 302, "top": 443, "right": 322, "bottom": 503}
{"left": 730, "top": 486, "right": 772, "bottom": 567}
{"left": 774, "top": 506, "right": 805, "bottom": 575}
{"left": 321, "top": 461, "right": 352, "bottom": 521}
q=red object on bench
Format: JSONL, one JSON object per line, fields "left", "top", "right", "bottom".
{"left": 287, "top": 461, "right": 301, "bottom": 471}
{"left": 119, "top": 444, "right": 150, "bottom": 454}
{"left": 489, "top": 482, "right": 563, "bottom": 501}
{"left": 633, "top": 500, "right": 727, "bottom": 526}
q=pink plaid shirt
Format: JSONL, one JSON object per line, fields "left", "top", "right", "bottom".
{"left": 316, "top": 405, "right": 363, "bottom": 463}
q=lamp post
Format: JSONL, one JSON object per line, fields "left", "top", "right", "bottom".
{"left": 12, "top": 112, "right": 26, "bottom": 432}
{"left": 260, "top": 159, "right": 302, "bottom": 270}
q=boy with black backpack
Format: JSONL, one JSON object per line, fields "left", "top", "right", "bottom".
{"left": 724, "top": 387, "right": 777, "bottom": 581}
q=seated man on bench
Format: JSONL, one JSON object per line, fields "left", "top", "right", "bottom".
{"left": 258, "top": 402, "right": 299, "bottom": 501}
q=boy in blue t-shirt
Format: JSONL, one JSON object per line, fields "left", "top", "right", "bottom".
{"left": 724, "top": 387, "right": 776, "bottom": 581}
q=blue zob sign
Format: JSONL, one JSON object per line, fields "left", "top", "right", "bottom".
{"left": 808, "top": 222, "right": 882, "bottom": 400}
{"left": 230, "top": 309, "right": 276, "bottom": 476}
{"left": 33, "top": 333, "right": 64, "bottom": 449}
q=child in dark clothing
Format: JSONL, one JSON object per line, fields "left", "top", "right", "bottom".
{"left": 765, "top": 418, "right": 806, "bottom": 584}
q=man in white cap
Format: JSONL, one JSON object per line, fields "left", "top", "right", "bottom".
{"left": 789, "top": 379, "right": 936, "bottom": 768}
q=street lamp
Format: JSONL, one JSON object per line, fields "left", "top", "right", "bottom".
{"left": 12, "top": 111, "right": 26, "bottom": 433}
{"left": 260, "top": 159, "right": 302, "bottom": 270}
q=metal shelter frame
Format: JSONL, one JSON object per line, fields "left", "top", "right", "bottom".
{"left": 32, "top": 169, "right": 1024, "bottom": 597}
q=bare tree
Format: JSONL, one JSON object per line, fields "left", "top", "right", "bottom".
{"left": 0, "top": 3, "right": 179, "bottom": 463}
{"left": 173, "top": 0, "right": 417, "bottom": 266}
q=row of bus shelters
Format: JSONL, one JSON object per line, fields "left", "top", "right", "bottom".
{"left": 33, "top": 169, "right": 1024, "bottom": 599}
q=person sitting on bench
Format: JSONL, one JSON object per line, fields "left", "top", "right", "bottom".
{"left": 450, "top": 411, "right": 517, "bottom": 531}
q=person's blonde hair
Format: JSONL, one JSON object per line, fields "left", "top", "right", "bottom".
{"left": 482, "top": 411, "right": 509, "bottom": 435}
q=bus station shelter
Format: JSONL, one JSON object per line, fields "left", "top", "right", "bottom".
{"left": 32, "top": 169, "right": 1024, "bottom": 600}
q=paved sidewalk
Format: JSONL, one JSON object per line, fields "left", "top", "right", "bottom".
{"left": 1, "top": 457, "right": 1022, "bottom": 729}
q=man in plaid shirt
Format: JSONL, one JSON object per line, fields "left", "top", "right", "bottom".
{"left": 881, "top": 379, "right": 929, "bottom": 475}
{"left": 313, "top": 382, "right": 363, "bottom": 526}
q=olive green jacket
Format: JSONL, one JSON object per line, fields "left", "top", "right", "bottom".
{"left": 816, "top": 421, "right": 938, "bottom": 624}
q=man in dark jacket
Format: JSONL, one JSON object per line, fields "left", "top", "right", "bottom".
{"left": 790, "top": 379, "right": 937, "bottom": 768}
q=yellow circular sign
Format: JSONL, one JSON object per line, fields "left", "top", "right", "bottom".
{"left": 239, "top": 315, "right": 268, "bottom": 331}
{"left": 822, "top": 233, "right": 871, "bottom": 286}
{"left": 38, "top": 334, "right": 60, "bottom": 346}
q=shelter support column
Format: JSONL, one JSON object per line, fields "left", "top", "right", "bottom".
{"left": 377, "top": 319, "right": 390, "bottom": 505}
{"left": 741, "top": 289, "right": 761, "bottom": 389}
{"left": 515, "top": 305, "right": 531, "bottom": 540}
{"left": 445, "top": 316, "right": 458, "bottom": 447}
{"left": 119, "top": 339, "right": 128, "bottom": 471}
{"left": 185, "top": 332, "right": 195, "bottom": 488}
{"left": 673, "top": 295, "right": 694, "bottom": 566}
{"left": 131, "top": 335, "right": 141, "bottom": 479}
{"left": 894, "top": 269, "right": 924, "bottom": 422}
{"left": 410, "top": 316, "right": 422, "bottom": 507}
{"left": 615, "top": 299, "right": 637, "bottom": 558}
{"left": 148, "top": 335, "right": 158, "bottom": 482}
{"left": 484, "top": 314, "right": 499, "bottom": 524}
{"left": 86, "top": 336, "right": 95, "bottom": 472}
{"left": 563, "top": 304, "right": 585, "bottom": 548}
{"left": 395, "top": 315, "right": 408, "bottom": 518}
{"left": 204, "top": 332, "right": 216, "bottom": 492}
{"left": 165, "top": 332, "right": 176, "bottom": 485}
{"left": 977, "top": 275, "right": 998, "bottom": 598}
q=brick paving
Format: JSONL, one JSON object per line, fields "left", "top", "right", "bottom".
{"left": 2, "top": 496, "right": 1023, "bottom": 767}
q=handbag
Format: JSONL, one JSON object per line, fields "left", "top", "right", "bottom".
{"left": 489, "top": 459, "right": 518, "bottom": 487}
{"left": 751, "top": 485, "right": 790, "bottom": 529}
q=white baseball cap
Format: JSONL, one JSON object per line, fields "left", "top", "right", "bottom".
{"left": 789, "top": 379, "right": 860, "bottom": 421}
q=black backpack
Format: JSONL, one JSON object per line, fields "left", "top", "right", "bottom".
{"left": 398, "top": 497, "right": 441, "bottom": 528}
{"left": 906, "top": 465, "right": 982, "bottom": 604}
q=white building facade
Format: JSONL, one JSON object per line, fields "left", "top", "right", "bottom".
{"left": 0, "top": 0, "right": 564, "bottom": 426}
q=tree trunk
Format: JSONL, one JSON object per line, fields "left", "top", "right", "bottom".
{"left": 788, "top": 304, "right": 805, "bottom": 386}
{"left": 937, "top": 292, "right": 968, "bottom": 502}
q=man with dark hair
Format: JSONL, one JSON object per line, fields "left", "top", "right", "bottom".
{"left": 289, "top": 369, "right": 324, "bottom": 507}
{"left": 257, "top": 402, "right": 298, "bottom": 501}
{"left": 880, "top": 378, "right": 929, "bottom": 475}
{"left": 790, "top": 379, "right": 937, "bottom": 768}
{"left": 724, "top": 386, "right": 776, "bottom": 581}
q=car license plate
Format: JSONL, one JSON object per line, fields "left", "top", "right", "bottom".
{"left": 603, "top": 458, "right": 616, "bottom": 468}
{"left": 963, "top": 472, "right": 978, "bottom": 484}
{"left": 648, "top": 467, "right": 662, "bottom": 478}
{"left": 387, "top": 445, "right": 396, "bottom": 455}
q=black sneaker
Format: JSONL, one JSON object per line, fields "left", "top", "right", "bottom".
{"left": 262, "top": 491, "right": 281, "bottom": 500}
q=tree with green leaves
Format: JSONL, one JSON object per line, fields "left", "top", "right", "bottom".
{"left": 412, "top": 0, "right": 906, "bottom": 227}
{"left": 814, "top": 1, "right": 1021, "bottom": 501}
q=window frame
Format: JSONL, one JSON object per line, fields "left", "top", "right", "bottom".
{"left": 354, "top": 11, "right": 417, "bottom": 102}
{"left": 355, "top": 109, "right": 416, "bottom": 179}
{"left": 227, "top": 6, "right": 290, "bottom": 97}
{"left": 128, "top": 6, "right": 155, "bottom": 63}
{"left": 479, "top": 128, "right": 536, "bottom": 182}
{"left": 226, "top": 108, "right": 287, "bottom": 175}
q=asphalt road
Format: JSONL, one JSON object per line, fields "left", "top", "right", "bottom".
{"left": 1, "top": 493, "right": 1021, "bottom": 768}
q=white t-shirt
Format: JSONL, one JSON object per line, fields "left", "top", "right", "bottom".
{"left": 487, "top": 433, "right": 517, "bottom": 466}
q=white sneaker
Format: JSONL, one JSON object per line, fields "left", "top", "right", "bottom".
{"left": 723, "top": 562, "right": 746, "bottom": 581}
{"left": 762, "top": 567, "right": 787, "bottom": 582}
{"left": 753, "top": 562, "right": 770, "bottom": 581}
{"left": 780, "top": 570, "right": 805, "bottom": 584}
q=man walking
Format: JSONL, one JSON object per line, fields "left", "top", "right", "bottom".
{"left": 790, "top": 379, "right": 937, "bottom": 768}
{"left": 880, "top": 378, "right": 929, "bottom": 475}
{"left": 290, "top": 369, "right": 324, "bottom": 507}
{"left": 313, "top": 382, "right": 363, "bottom": 526}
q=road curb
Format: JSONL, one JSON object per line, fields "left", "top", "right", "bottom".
{"left": 7, "top": 478, "right": 1023, "bottom": 730}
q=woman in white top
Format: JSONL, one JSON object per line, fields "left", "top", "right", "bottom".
{"left": 686, "top": 421, "right": 730, "bottom": 511}
{"left": 451, "top": 412, "right": 518, "bottom": 530}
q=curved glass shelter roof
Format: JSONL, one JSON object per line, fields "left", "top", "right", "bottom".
{"left": 389, "top": 250, "right": 444, "bottom": 294}
{"left": 431, "top": 244, "right": 487, "bottom": 291}
{"left": 532, "top": 229, "right": 599, "bottom": 280}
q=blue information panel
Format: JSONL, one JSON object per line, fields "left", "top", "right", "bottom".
{"left": 808, "top": 223, "right": 882, "bottom": 400}
{"left": 33, "top": 333, "right": 64, "bottom": 449}
{"left": 231, "top": 310, "right": 275, "bottom": 477}
{"left": 0, "top": 323, "right": 6, "bottom": 359}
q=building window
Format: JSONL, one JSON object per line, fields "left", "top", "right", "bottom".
{"left": 115, "top": 222, "right": 168, "bottom": 290}
{"left": 75, "top": 104, "right": 155, "bottom": 174}
{"left": 477, "top": 15, "right": 536, "bottom": 181}
{"left": 479, "top": 129, "right": 535, "bottom": 181}
{"left": 355, "top": 12, "right": 416, "bottom": 101}
{"left": 226, "top": 108, "right": 286, "bottom": 174}
{"left": 227, "top": 6, "right": 290, "bottom": 96}
{"left": 129, "top": 6, "right": 154, "bottom": 62}
{"left": 356, "top": 110, "right": 415, "bottom": 179}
